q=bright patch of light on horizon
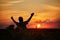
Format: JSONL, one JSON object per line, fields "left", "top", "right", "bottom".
{"left": 37, "top": 24, "right": 41, "bottom": 28}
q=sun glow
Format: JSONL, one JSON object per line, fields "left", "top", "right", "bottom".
{"left": 36, "top": 24, "right": 41, "bottom": 28}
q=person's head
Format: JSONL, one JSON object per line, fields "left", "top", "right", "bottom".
{"left": 19, "top": 17, "right": 23, "bottom": 22}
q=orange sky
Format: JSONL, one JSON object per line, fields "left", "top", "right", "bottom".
{"left": 0, "top": 0, "right": 60, "bottom": 29}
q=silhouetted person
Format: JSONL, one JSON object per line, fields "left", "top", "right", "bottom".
{"left": 11, "top": 13, "right": 34, "bottom": 29}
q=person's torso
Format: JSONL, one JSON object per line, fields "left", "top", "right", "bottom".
{"left": 16, "top": 22, "right": 28, "bottom": 28}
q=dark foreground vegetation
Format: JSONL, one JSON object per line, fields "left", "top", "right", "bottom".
{"left": 0, "top": 27, "right": 60, "bottom": 40}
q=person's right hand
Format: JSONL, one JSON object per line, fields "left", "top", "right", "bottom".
{"left": 11, "top": 16, "right": 13, "bottom": 19}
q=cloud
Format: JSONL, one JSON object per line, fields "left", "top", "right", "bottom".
{"left": 0, "top": 0, "right": 24, "bottom": 6}
{"left": 1, "top": 0, "right": 60, "bottom": 7}
{"left": 7, "top": 0, "right": 24, "bottom": 3}
{"left": 1, "top": 0, "right": 60, "bottom": 11}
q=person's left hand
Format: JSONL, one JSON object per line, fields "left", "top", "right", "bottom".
{"left": 31, "top": 13, "right": 34, "bottom": 16}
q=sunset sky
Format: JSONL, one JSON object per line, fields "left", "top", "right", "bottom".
{"left": 0, "top": 0, "right": 60, "bottom": 29}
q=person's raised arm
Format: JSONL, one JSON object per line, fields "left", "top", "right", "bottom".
{"left": 11, "top": 16, "right": 17, "bottom": 23}
{"left": 26, "top": 13, "right": 34, "bottom": 22}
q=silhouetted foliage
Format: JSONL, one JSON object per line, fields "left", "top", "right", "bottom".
{"left": 7, "top": 24, "right": 14, "bottom": 30}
